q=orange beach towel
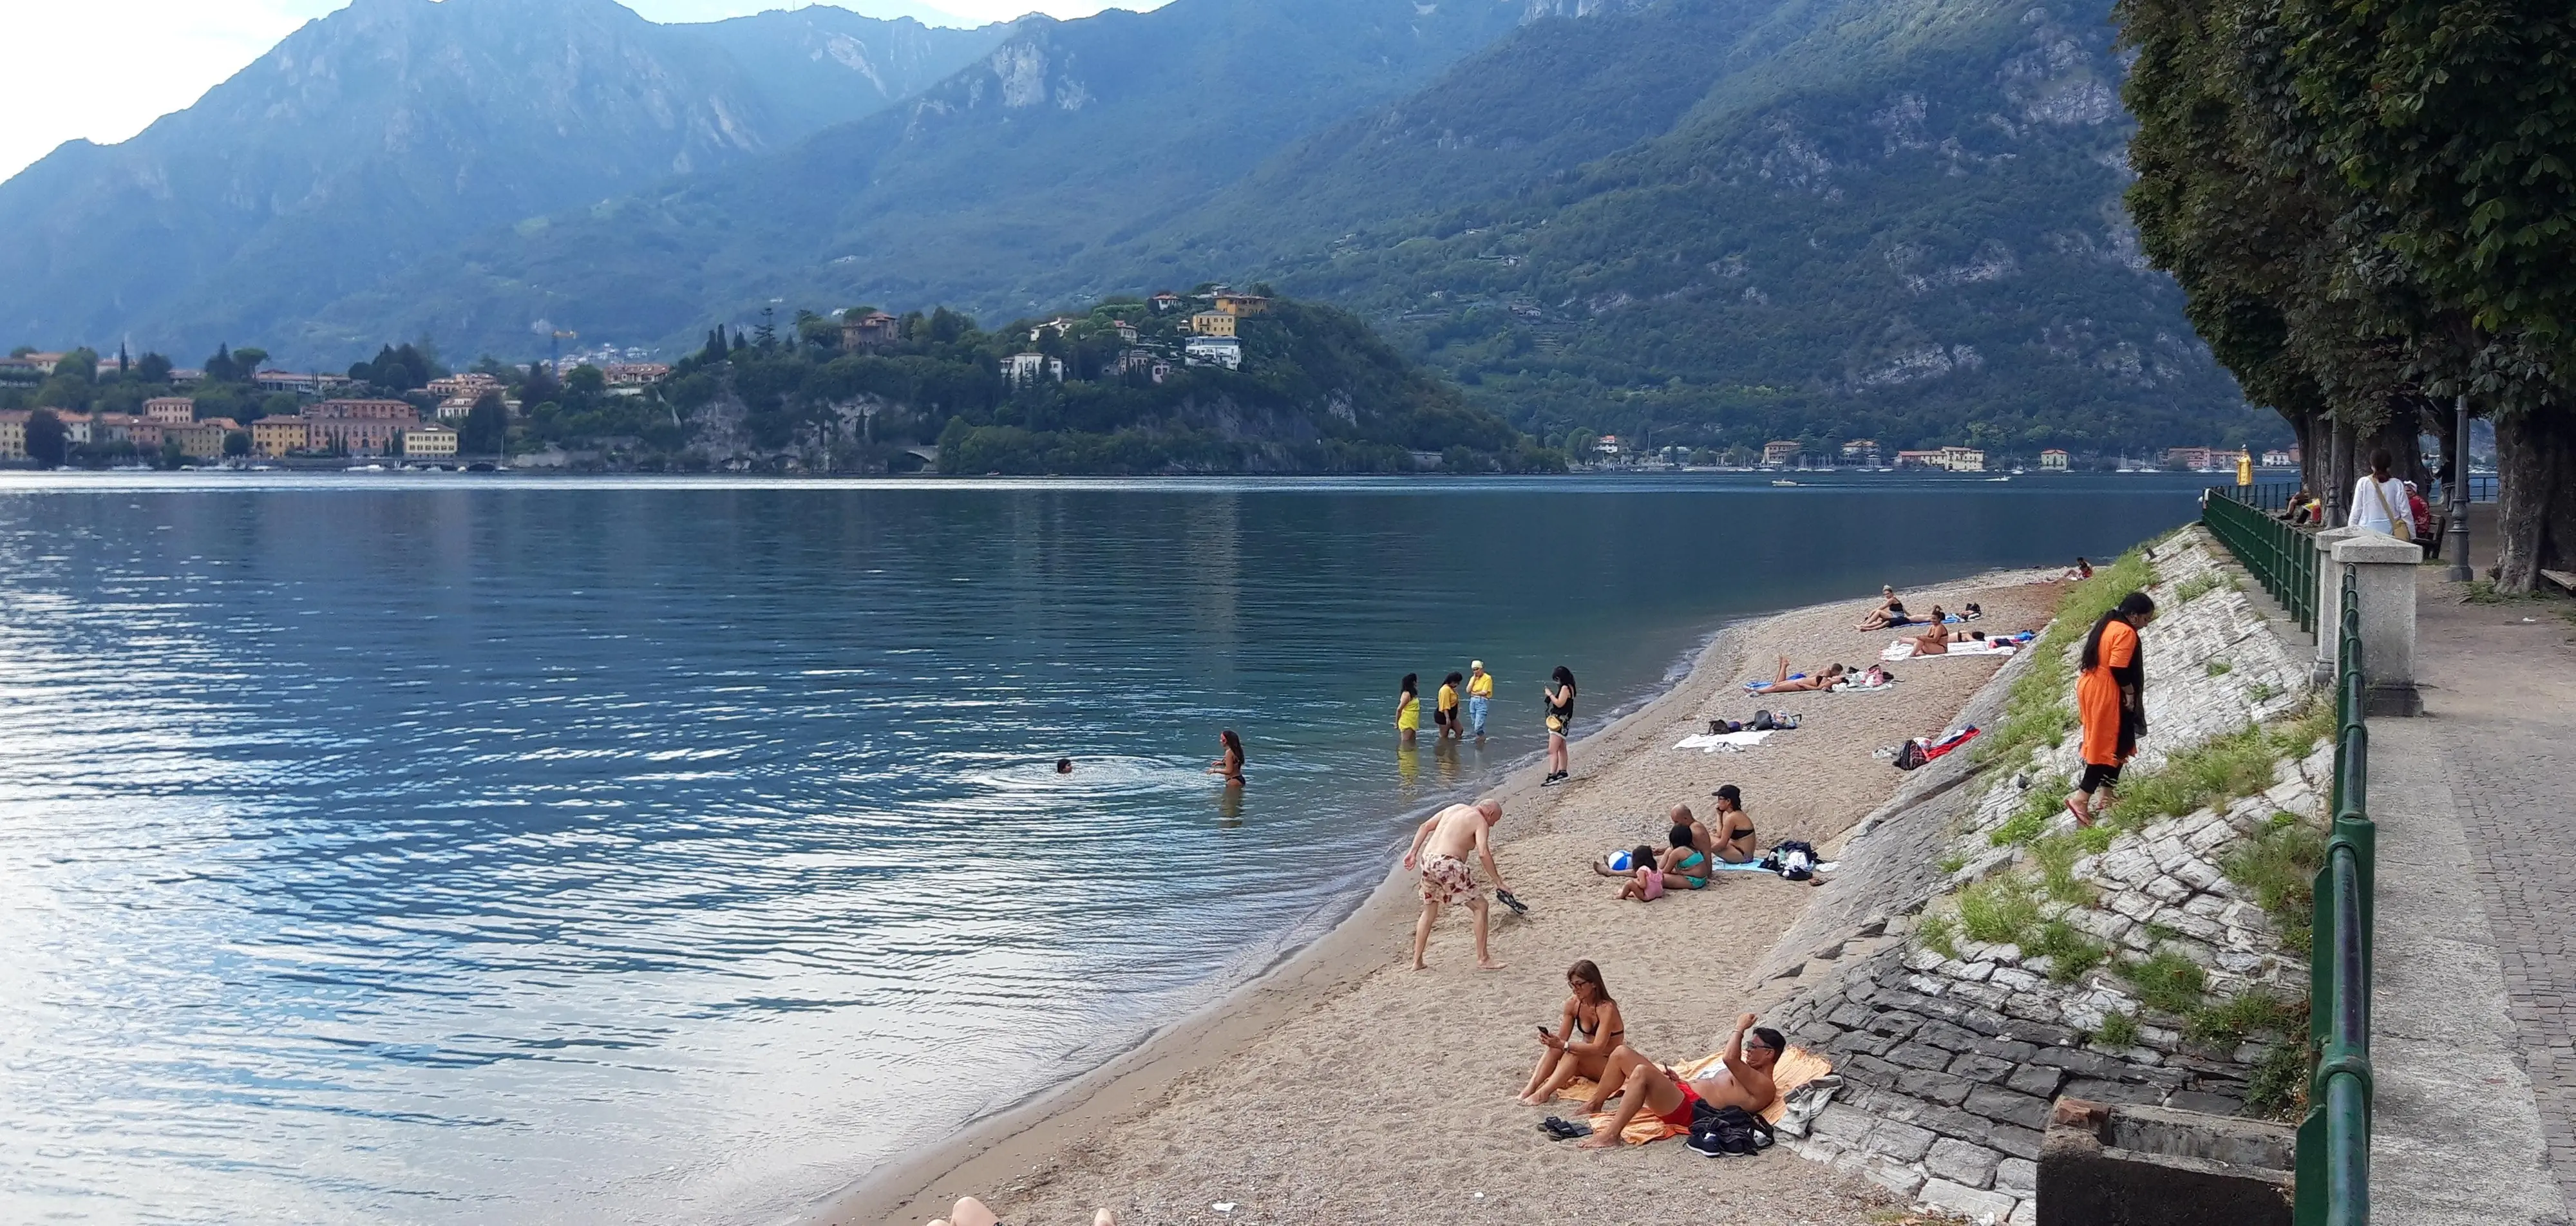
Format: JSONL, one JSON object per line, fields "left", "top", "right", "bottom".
{"left": 1556, "top": 1046, "right": 1834, "bottom": 1146}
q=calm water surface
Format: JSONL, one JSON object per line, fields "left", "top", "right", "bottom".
{"left": 0, "top": 473, "right": 2208, "bottom": 1223}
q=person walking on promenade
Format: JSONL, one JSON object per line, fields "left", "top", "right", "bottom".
{"left": 1466, "top": 660, "right": 1494, "bottom": 740}
{"left": 1402, "top": 798, "right": 1510, "bottom": 970}
{"left": 2348, "top": 448, "right": 2411, "bottom": 540}
{"left": 2066, "top": 591, "right": 2157, "bottom": 828}
{"left": 1436, "top": 671, "right": 1464, "bottom": 741}
{"left": 1396, "top": 673, "right": 1421, "bottom": 746}
{"left": 1542, "top": 666, "right": 1577, "bottom": 786}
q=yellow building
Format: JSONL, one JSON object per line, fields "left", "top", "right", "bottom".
{"left": 173, "top": 418, "right": 240, "bottom": 458}
{"left": 252, "top": 416, "right": 310, "bottom": 457}
{"left": 144, "top": 397, "right": 197, "bottom": 424}
{"left": 402, "top": 425, "right": 459, "bottom": 458}
{"left": 0, "top": 410, "right": 26, "bottom": 460}
{"left": 1189, "top": 310, "right": 1237, "bottom": 337}
{"left": 1213, "top": 292, "right": 1269, "bottom": 316}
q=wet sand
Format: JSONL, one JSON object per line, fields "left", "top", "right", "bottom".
{"left": 820, "top": 573, "right": 2065, "bottom": 1226}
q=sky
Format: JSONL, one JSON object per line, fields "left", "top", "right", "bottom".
{"left": 0, "top": 0, "right": 1144, "bottom": 184}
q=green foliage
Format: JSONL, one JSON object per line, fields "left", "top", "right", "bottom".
{"left": 2222, "top": 820, "right": 2326, "bottom": 951}
{"left": 2099, "top": 721, "right": 2286, "bottom": 828}
{"left": 2029, "top": 835, "right": 2096, "bottom": 907}
{"left": 1937, "top": 853, "right": 1967, "bottom": 875}
{"left": 2117, "top": 949, "right": 2208, "bottom": 1014}
{"left": 2246, "top": 1038, "right": 2311, "bottom": 1117}
{"left": 25, "top": 409, "right": 67, "bottom": 467}
{"left": 1916, "top": 914, "right": 1960, "bottom": 962}
{"left": 460, "top": 394, "right": 510, "bottom": 455}
{"left": 2094, "top": 1010, "right": 2142, "bottom": 1049}
{"left": 2184, "top": 989, "right": 2302, "bottom": 1046}
{"left": 1956, "top": 876, "right": 2041, "bottom": 946}
{"left": 2028, "top": 919, "right": 2108, "bottom": 983}
{"left": 2174, "top": 572, "right": 2222, "bottom": 603}
{"left": 2205, "top": 659, "right": 2231, "bottom": 677}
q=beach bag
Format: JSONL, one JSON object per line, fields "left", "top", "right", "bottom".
{"left": 2367, "top": 477, "right": 2412, "bottom": 542}
{"left": 1893, "top": 739, "right": 1930, "bottom": 770}
{"left": 1765, "top": 840, "right": 1820, "bottom": 881}
{"left": 1686, "top": 1104, "right": 1775, "bottom": 1157}
{"left": 1750, "top": 710, "right": 1776, "bottom": 731}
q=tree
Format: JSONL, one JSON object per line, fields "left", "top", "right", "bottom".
{"left": 55, "top": 348, "right": 99, "bottom": 382}
{"left": 223, "top": 430, "right": 251, "bottom": 458}
{"left": 205, "top": 344, "right": 237, "bottom": 383}
{"left": 231, "top": 347, "right": 269, "bottom": 377}
{"left": 157, "top": 437, "right": 184, "bottom": 469}
{"left": 461, "top": 392, "right": 509, "bottom": 455}
{"left": 565, "top": 364, "right": 607, "bottom": 396}
{"left": 135, "top": 352, "right": 173, "bottom": 384}
{"left": 26, "top": 410, "right": 68, "bottom": 467}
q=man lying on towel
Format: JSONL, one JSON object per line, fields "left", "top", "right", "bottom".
{"left": 1577, "top": 1013, "right": 1781, "bottom": 1149}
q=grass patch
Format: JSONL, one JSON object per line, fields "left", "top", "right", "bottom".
{"left": 2246, "top": 1038, "right": 2312, "bottom": 1116}
{"left": 2117, "top": 949, "right": 2210, "bottom": 1014}
{"left": 2027, "top": 918, "right": 2108, "bottom": 982}
{"left": 2184, "top": 989, "right": 2305, "bottom": 1045}
{"left": 1938, "top": 853, "right": 1967, "bottom": 874}
{"left": 1917, "top": 914, "right": 1960, "bottom": 961}
{"left": 2206, "top": 659, "right": 2233, "bottom": 677}
{"left": 2096, "top": 1010, "right": 2142, "bottom": 1048}
{"left": 1957, "top": 876, "right": 2042, "bottom": 945}
{"left": 2222, "top": 819, "right": 2327, "bottom": 950}
{"left": 1987, "top": 791, "right": 2056, "bottom": 847}
{"left": 2247, "top": 680, "right": 2276, "bottom": 703}
{"left": 2029, "top": 835, "right": 2096, "bottom": 905}
{"left": 2175, "top": 572, "right": 2224, "bottom": 603}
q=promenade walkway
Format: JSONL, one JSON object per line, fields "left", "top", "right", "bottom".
{"left": 2367, "top": 527, "right": 2576, "bottom": 1224}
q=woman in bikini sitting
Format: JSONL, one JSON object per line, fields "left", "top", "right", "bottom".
{"left": 1855, "top": 585, "right": 1910, "bottom": 630}
{"left": 1520, "top": 960, "right": 1628, "bottom": 1105}
{"left": 1748, "top": 655, "right": 1845, "bottom": 693}
{"left": 1658, "top": 822, "right": 1711, "bottom": 892}
{"left": 1707, "top": 785, "right": 1758, "bottom": 863}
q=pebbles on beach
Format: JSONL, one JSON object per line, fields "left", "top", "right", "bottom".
{"left": 876, "top": 577, "right": 2063, "bottom": 1226}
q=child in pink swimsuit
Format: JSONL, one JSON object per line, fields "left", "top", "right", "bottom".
{"left": 1614, "top": 844, "right": 1664, "bottom": 901}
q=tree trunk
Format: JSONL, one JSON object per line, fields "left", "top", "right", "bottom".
{"left": 2324, "top": 417, "right": 2354, "bottom": 527}
{"left": 2427, "top": 401, "right": 2460, "bottom": 499}
{"left": 2493, "top": 410, "right": 2573, "bottom": 592}
{"left": 2293, "top": 411, "right": 2320, "bottom": 496}
{"left": 2366, "top": 409, "right": 2425, "bottom": 495}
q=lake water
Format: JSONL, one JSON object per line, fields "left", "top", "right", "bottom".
{"left": 0, "top": 472, "right": 2209, "bottom": 1223}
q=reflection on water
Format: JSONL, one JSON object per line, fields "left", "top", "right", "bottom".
{"left": 0, "top": 473, "right": 2206, "bottom": 1223}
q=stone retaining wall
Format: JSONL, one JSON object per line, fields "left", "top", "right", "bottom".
{"left": 1753, "top": 528, "right": 2325, "bottom": 1225}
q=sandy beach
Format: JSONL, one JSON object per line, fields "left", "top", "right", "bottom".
{"left": 822, "top": 573, "right": 2067, "bottom": 1226}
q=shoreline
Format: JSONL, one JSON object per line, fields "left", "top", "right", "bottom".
{"left": 811, "top": 569, "right": 2067, "bottom": 1226}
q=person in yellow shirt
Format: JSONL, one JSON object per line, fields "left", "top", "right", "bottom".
{"left": 1396, "top": 673, "right": 1421, "bottom": 745}
{"left": 1435, "top": 671, "right": 1464, "bottom": 740}
{"left": 1466, "top": 660, "right": 1494, "bottom": 740}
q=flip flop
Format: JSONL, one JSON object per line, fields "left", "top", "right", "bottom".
{"left": 1494, "top": 889, "right": 1530, "bottom": 916}
{"left": 1539, "top": 1116, "right": 1593, "bottom": 1139}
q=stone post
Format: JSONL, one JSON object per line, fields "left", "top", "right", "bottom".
{"left": 2331, "top": 533, "right": 2423, "bottom": 716}
{"left": 2311, "top": 526, "right": 2363, "bottom": 686}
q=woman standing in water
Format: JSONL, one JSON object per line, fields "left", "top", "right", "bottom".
{"left": 1206, "top": 728, "right": 1245, "bottom": 787}
{"left": 1396, "top": 674, "right": 1421, "bottom": 746}
{"left": 1542, "top": 666, "right": 1577, "bottom": 786}
{"left": 2067, "top": 592, "right": 2155, "bottom": 827}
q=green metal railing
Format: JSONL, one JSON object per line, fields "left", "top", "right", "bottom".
{"left": 2203, "top": 484, "right": 2318, "bottom": 634}
{"left": 2293, "top": 567, "right": 2375, "bottom": 1226}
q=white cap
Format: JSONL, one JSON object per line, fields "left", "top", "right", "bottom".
{"left": 1470, "top": 660, "right": 1484, "bottom": 670}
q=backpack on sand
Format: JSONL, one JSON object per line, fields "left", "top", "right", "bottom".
{"left": 1686, "top": 1102, "right": 1776, "bottom": 1157}
{"left": 1765, "top": 840, "right": 1821, "bottom": 881}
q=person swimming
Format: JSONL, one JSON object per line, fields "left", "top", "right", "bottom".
{"left": 1206, "top": 729, "right": 1244, "bottom": 786}
{"left": 1055, "top": 758, "right": 1074, "bottom": 774}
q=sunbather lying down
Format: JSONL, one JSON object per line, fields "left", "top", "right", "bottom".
{"left": 929, "top": 1198, "right": 1114, "bottom": 1226}
{"left": 1577, "top": 1013, "right": 1782, "bottom": 1150}
{"left": 1748, "top": 655, "right": 1845, "bottom": 693}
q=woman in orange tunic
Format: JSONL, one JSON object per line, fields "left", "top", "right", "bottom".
{"left": 2067, "top": 591, "right": 2157, "bottom": 827}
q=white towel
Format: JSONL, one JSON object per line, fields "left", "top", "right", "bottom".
{"left": 1674, "top": 730, "right": 1776, "bottom": 751}
{"left": 1883, "top": 639, "right": 2016, "bottom": 661}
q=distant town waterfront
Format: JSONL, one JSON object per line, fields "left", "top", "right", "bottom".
{"left": 0, "top": 472, "right": 2210, "bottom": 1224}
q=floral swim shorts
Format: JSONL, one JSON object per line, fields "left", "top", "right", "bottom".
{"left": 1419, "top": 854, "right": 1478, "bottom": 905}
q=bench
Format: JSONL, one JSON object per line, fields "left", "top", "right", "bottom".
{"left": 2542, "top": 569, "right": 2576, "bottom": 596}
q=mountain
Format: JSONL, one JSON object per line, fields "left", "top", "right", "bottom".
{"left": 0, "top": 0, "right": 1005, "bottom": 359}
{"left": 1094, "top": 0, "right": 2285, "bottom": 453}
{"left": 291, "top": 0, "right": 1543, "bottom": 362}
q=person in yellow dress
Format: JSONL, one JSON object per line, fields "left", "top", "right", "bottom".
{"left": 1466, "top": 660, "right": 1494, "bottom": 740}
{"left": 1396, "top": 672, "right": 1421, "bottom": 745}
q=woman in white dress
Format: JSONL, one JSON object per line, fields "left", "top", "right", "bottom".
{"left": 2347, "top": 448, "right": 2410, "bottom": 540}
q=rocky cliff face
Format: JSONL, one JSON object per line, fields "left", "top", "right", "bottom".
{"left": 0, "top": 0, "right": 1003, "bottom": 357}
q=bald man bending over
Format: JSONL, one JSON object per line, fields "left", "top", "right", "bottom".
{"left": 1402, "top": 798, "right": 1510, "bottom": 971}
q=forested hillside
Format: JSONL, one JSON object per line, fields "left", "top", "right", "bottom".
{"left": 0, "top": 0, "right": 1005, "bottom": 355}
